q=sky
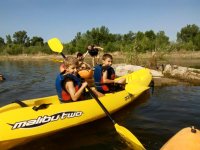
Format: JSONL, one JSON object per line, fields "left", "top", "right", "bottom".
{"left": 0, "top": 0, "right": 200, "bottom": 43}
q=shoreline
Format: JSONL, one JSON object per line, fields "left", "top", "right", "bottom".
{"left": 1, "top": 52, "right": 200, "bottom": 86}
{"left": 0, "top": 51, "right": 200, "bottom": 60}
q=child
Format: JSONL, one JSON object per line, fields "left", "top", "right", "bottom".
{"left": 93, "top": 53, "right": 126, "bottom": 93}
{"left": 56, "top": 56, "right": 103, "bottom": 102}
{"left": 76, "top": 52, "right": 88, "bottom": 65}
{"left": 59, "top": 51, "right": 90, "bottom": 73}
{"left": 76, "top": 52, "right": 91, "bottom": 70}
{"left": 87, "top": 45, "right": 103, "bottom": 67}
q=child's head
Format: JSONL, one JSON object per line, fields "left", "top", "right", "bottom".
{"left": 77, "top": 52, "right": 84, "bottom": 62}
{"left": 79, "top": 62, "right": 90, "bottom": 70}
{"left": 77, "top": 52, "right": 83, "bottom": 58}
{"left": 79, "top": 63, "right": 87, "bottom": 70}
{"left": 63, "top": 56, "right": 79, "bottom": 74}
{"left": 102, "top": 54, "right": 113, "bottom": 66}
{"left": 87, "top": 45, "right": 95, "bottom": 50}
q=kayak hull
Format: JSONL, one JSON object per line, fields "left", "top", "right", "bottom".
{"left": 161, "top": 127, "right": 200, "bottom": 150}
{"left": 0, "top": 68, "right": 152, "bottom": 149}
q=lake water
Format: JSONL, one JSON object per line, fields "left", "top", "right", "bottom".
{"left": 0, "top": 60, "right": 200, "bottom": 150}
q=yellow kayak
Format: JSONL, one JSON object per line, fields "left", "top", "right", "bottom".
{"left": 161, "top": 127, "right": 200, "bottom": 150}
{"left": 0, "top": 68, "right": 152, "bottom": 149}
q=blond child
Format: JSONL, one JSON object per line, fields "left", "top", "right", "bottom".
{"left": 56, "top": 56, "right": 103, "bottom": 102}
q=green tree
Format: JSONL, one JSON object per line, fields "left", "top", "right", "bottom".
{"left": 85, "top": 26, "right": 110, "bottom": 45}
{"left": 155, "top": 31, "right": 169, "bottom": 51}
{"left": 177, "top": 24, "right": 199, "bottom": 43}
{"left": 123, "top": 31, "right": 135, "bottom": 44}
{"left": 6, "top": 35, "right": 12, "bottom": 45}
{"left": 0, "top": 37, "right": 5, "bottom": 47}
{"left": 145, "top": 30, "right": 156, "bottom": 50}
{"left": 194, "top": 33, "right": 200, "bottom": 50}
{"left": 13, "top": 30, "right": 28, "bottom": 45}
{"left": 145, "top": 30, "right": 156, "bottom": 41}
{"left": 30, "top": 36, "right": 44, "bottom": 46}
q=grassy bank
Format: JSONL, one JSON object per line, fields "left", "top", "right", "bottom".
{"left": 0, "top": 51, "right": 200, "bottom": 68}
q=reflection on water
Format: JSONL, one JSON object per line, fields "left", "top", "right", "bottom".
{"left": 1, "top": 60, "right": 200, "bottom": 150}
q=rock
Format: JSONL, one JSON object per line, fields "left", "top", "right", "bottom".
{"left": 150, "top": 70, "right": 164, "bottom": 78}
{"left": 163, "top": 64, "right": 173, "bottom": 74}
{"left": 163, "top": 64, "right": 200, "bottom": 84}
{"left": 113, "top": 64, "right": 163, "bottom": 78}
{"left": 113, "top": 64, "right": 144, "bottom": 76}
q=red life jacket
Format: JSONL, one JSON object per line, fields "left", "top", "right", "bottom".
{"left": 55, "top": 74, "right": 82, "bottom": 102}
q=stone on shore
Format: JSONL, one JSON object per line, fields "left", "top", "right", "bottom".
{"left": 113, "top": 64, "right": 163, "bottom": 78}
{"left": 112, "top": 64, "right": 200, "bottom": 86}
{"left": 163, "top": 64, "right": 200, "bottom": 84}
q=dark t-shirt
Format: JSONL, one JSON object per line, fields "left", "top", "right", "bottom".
{"left": 88, "top": 48, "right": 98, "bottom": 56}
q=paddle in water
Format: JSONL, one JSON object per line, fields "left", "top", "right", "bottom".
{"left": 48, "top": 37, "right": 146, "bottom": 150}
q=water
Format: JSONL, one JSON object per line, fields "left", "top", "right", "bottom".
{"left": 0, "top": 60, "right": 200, "bottom": 150}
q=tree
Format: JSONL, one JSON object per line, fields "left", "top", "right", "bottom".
{"left": 123, "top": 31, "right": 135, "bottom": 43}
{"left": 193, "top": 33, "right": 200, "bottom": 50}
{"left": 144, "top": 30, "right": 156, "bottom": 50}
{"left": 155, "top": 31, "right": 169, "bottom": 50}
{"left": 145, "top": 30, "right": 156, "bottom": 41}
{"left": 30, "top": 36, "right": 44, "bottom": 46}
{"left": 13, "top": 30, "right": 28, "bottom": 45}
{"left": 177, "top": 24, "right": 199, "bottom": 43}
{"left": 6, "top": 35, "right": 12, "bottom": 45}
{"left": 85, "top": 26, "right": 110, "bottom": 45}
{"left": 0, "top": 37, "right": 5, "bottom": 47}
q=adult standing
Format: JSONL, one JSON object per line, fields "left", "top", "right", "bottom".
{"left": 87, "top": 45, "right": 104, "bottom": 67}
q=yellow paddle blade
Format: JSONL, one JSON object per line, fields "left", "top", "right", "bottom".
{"left": 125, "top": 83, "right": 149, "bottom": 95}
{"left": 115, "top": 123, "right": 145, "bottom": 150}
{"left": 51, "top": 58, "right": 63, "bottom": 63}
{"left": 48, "top": 38, "right": 63, "bottom": 53}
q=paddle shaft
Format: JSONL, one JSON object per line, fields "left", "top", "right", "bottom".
{"left": 86, "top": 86, "right": 116, "bottom": 125}
{"left": 60, "top": 52, "right": 66, "bottom": 59}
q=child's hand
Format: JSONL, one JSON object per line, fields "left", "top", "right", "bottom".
{"left": 115, "top": 78, "right": 126, "bottom": 84}
{"left": 82, "top": 81, "right": 88, "bottom": 87}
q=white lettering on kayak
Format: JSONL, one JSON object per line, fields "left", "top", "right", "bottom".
{"left": 10, "top": 111, "right": 83, "bottom": 130}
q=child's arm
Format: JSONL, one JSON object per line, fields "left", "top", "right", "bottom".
{"left": 83, "top": 50, "right": 89, "bottom": 59}
{"left": 94, "top": 46, "right": 104, "bottom": 51}
{"left": 102, "top": 70, "right": 126, "bottom": 84}
{"left": 66, "top": 81, "right": 88, "bottom": 101}
{"left": 102, "top": 70, "right": 115, "bottom": 84}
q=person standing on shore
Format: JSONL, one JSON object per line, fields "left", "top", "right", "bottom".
{"left": 87, "top": 45, "right": 104, "bottom": 67}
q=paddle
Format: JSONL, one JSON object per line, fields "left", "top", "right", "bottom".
{"left": 48, "top": 38, "right": 66, "bottom": 59}
{"left": 48, "top": 37, "right": 145, "bottom": 150}
{"left": 51, "top": 58, "right": 63, "bottom": 63}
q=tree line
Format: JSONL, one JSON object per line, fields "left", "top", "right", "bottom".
{"left": 0, "top": 24, "right": 200, "bottom": 55}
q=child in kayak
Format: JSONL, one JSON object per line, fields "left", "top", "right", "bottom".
{"left": 60, "top": 52, "right": 91, "bottom": 73}
{"left": 76, "top": 52, "right": 91, "bottom": 70}
{"left": 87, "top": 45, "right": 104, "bottom": 67}
{"left": 93, "top": 53, "right": 126, "bottom": 93}
{"left": 56, "top": 56, "right": 103, "bottom": 102}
